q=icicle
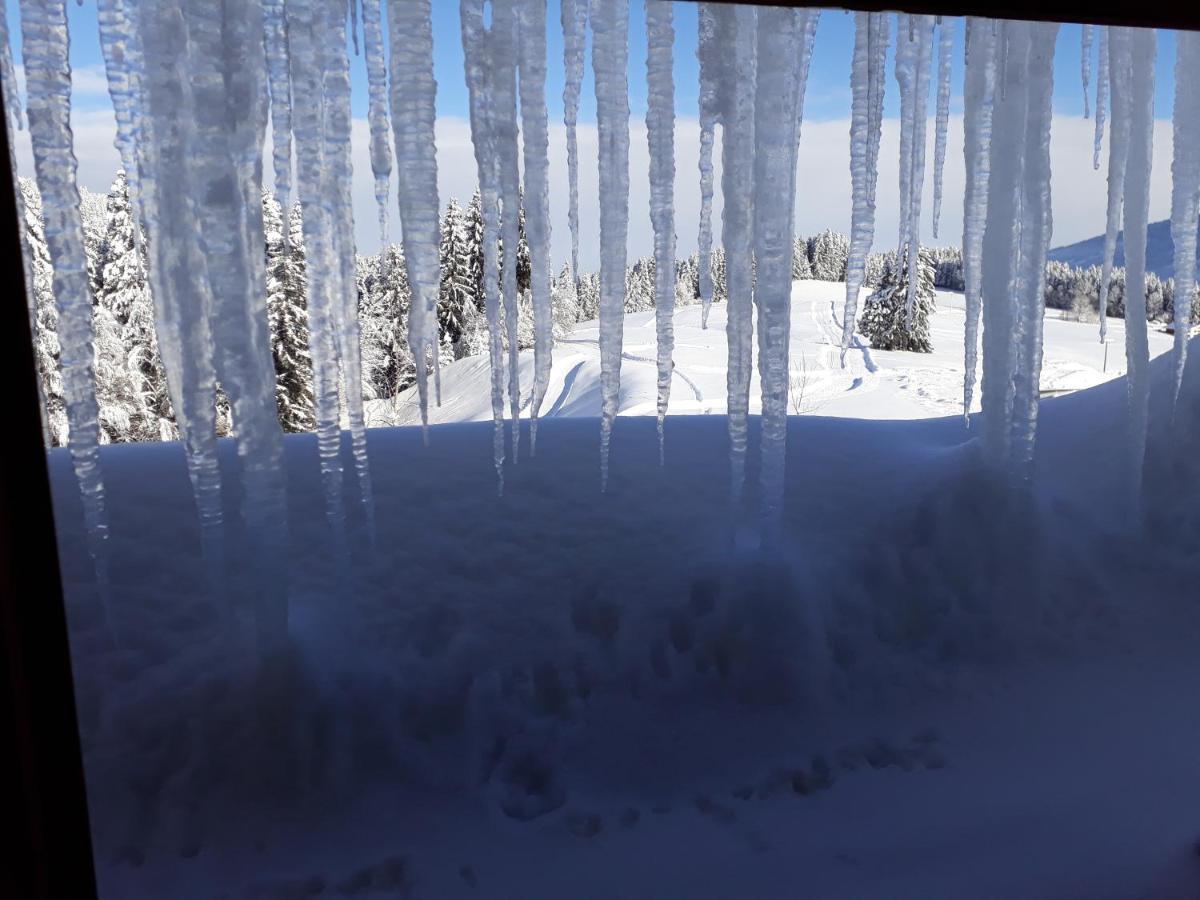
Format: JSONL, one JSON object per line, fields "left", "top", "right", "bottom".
{"left": 348, "top": 0, "right": 359, "bottom": 56}
{"left": 645, "top": 0, "right": 674, "bottom": 463}
{"left": 1081, "top": 24, "right": 1092, "bottom": 119}
{"left": 97, "top": 0, "right": 145, "bottom": 252}
{"left": 961, "top": 16, "right": 998, "bottom": 423}
{"left": 561, "top": 0, "right": 587, "bottom": 286}
{"left": 755, "top": 8, "right": 808, "bottom": 540}
{"left": 362, "top": 0, "right": 391, "bottom": 252}
{"left": 841, "top": 11, "right": 889, "bottom": 363}
{"left": 262, "top": 0, "right": 292, "bottom": 229}
{"left": 461, "top": 0, "right": 506, "bottom": 492}
{"left": 592, "top": 0, "right": 630, "bottom": 492}
{"left": 184, "top": 0, "right": 290, "bottom": 641}
{"left": 1094, "top": 26, "right": 1108, "bottom": 170}
{"left": 131, "top": 0, "right": 226, "bottom": 589}
{"left": 1120, "top": 28, "right": 1155, "bottom": 514}
{"left": 390, "top": 0, "right": 442, "bottom": 458}
{"left": 931, "top": 16, "right": 952, "bottom": 239}
{"left": 0, "top": 1, "right": 21, "bottom": 131}
{"left": 18, "top": 0, "right": 114, "bottom": 599}
{"left": 1098, "top": 27, "right": 1132, "bottom": 342}
{"left": 895, "top": 14, "right": 915, "bottom": 288}
{"left": 323, "top": 0, "right": 374, "bottom": 537}
{"left": 1008, "top": 21, "right": 1060, "bottom": 480}
{"left": 285, "top": 0, "right": 349, "bottom": 549}
{"left": 904, "top": 15, "right": 933, "bottom": 322}
{"left": 715, "top": 3, "right": 756, "bottom": 508}
{"left": 696, "top": 3, "right": 717, "bottom": 329}
{"left": 490, "top": 0, "right": 523, "bottom": 462}
{"left": 1169, "top": 32, "right": 1200, "bottom": 410}
{"left": 518, "top": 0, "right": 552, "bottom": 455}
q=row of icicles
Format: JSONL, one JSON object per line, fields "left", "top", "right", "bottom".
{"left": 3, "top": 2, "right": 1197, "bottom": 651}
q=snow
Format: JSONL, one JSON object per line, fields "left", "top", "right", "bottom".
{"left": 368, "top": 281, "right": 1174, "bottom": 429}
{"left": 53, "top": 329, "right": 1200, "bottom": 900}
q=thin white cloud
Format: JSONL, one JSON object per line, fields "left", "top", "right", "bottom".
{"left": 15, "top": 108, "right": 1174, "bottom": 276}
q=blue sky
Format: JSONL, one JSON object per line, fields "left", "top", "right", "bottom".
{"left": 4, "top": 1, "right": 1183, "bottom": 270}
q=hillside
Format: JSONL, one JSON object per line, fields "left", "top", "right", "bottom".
{"left": 1047, "top": 219, "right": 1195, "bottom": 279}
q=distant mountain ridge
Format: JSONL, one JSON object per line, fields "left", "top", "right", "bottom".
{"left": 1047, "top": 219, "right": 1199, "bottom": 280}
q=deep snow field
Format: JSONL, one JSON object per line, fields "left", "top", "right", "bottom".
{"left": 368, "top": 280, "right": 1174, "bottom": 427}
{"left": 49, "top": 283, "right": 1200, "bottom": 899}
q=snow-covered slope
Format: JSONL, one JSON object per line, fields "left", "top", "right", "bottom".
{"left": 369, "top": 279, "right": 1173, "bottom": 429}
{"left": 1047, "top": 218, "right": 1191, "bottom": 278}
{"left": 54, "top": 325, "right": 1200, "bottom": 900}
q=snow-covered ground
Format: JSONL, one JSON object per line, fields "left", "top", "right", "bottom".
{"left": 366, "top": 280, "right": 1174, "bottom": 428}
{"left": 52, "top": 307, "right": 1200, "bottom": 900}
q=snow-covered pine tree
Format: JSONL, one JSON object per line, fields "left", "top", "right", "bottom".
{"left": 858, "top": 244, "right": 936, "bottom": 352}
{"left": 438, "top": 198, "right": 476, "bottom": 358}
{"left": 359, "top": 243, "right": 415, "bottom": 399}
{"left": 96, "top": 170, "right": 174, "bottom": 442}
{"left": 792, "top": 237, "right": 812, "bottom": 279}
{"left": 465, "top": 189, "right": 485, "bottom": 313}
{"left": 19, "top": 177, "right": 68, "bottom": 447}
{"left": 551, "top": 262, "right": 579, "bottom": 335}
{"left": 264, "top": 197, "right": 316, "bottom": 432}
{"left": 808, "top": 229, "right": 850, "bottom": 282}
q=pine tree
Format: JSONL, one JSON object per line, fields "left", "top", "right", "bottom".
{"left": 858, "top": 244, "right": 936, "bottom": 353}
{"left": 359, "top": 243, "right": 415, "bottom": 399}
{"left": 265, "top": 197, "right": 316, "bottom": 432}
{"left": 808, "top": 229, "right": 850, "bottom": 282}
{"left": 438, "top": 198, "right": 475, "bottom": 357}
{"left": 792, "top": 237, "right": 812, "bottom": 280}
{"left": 465, "top": 189, "right": 486, "bottom": 313}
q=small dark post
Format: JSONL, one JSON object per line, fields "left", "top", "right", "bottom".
{"left": 0, "top": 86, "right": 100, "bottom": 898}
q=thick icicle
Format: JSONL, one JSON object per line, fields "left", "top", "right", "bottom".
{"left": 1120, "top": 28, "right": 1155, "bottom": 514}
{"left": 0, "top": 2, "right": 21, "bottom": 130}
{"left": 755, "top": 7, "right": 807, "bottom": 539}
{"left": 1081, "top": 24, "right": 1092, "bottom": 119}
{"left": 1169, "top": 32, "right": 1200, "bottom": 409}
{"left": 716, "top": 3, "right": 756, "bottom": 507}
{"left": 19, "top": 0, "right": 113, "bottom": 596}
{"left": 96, "top": 0, "right": 145, "bottom": 244}
{"left": 931, "top": 16, "right": 952, "bottom": 239}
{"left": 903, "top": 15, "right": 933, "bottom": 321}
{"left": 132, "top": 0, "right": 225, "bottom": 588}
{"left": 362, "top": 0, "right": 392, "bottom": 250}
{"left": 592, "top": 0, "right": 630, "bottom": 492}
{"left": 285, "top": 0, "right": 349, "bottom": 548}
{"left": 841, "top": 11, "right": 889, "bottom": 362}
{"left": 561, "top": 0, "right": 587, "bottom": 285}
{"left": 389, "top": 0, "right": 441, "bottom": 449}
{"left": 348, "top": 0, "right": 359, "bottom": 55}
{"left": 1008, "top": 21, "right": 1059, "bottom": 480}
{"left": 518, "top": 0, "right": 552, "bottom": 456}
{"left": 490, "top": 0, "right": 523, "bottom": 462}
{"left": 645, "top": 0, "right": 675, "bottom": 462}
{"left": 961, "top": 16, "right": 998, "bottom": 422}
{"left": 324, "top": 0, "right": 374, "bottom": 536}
{"left": 696, "top": 3, "right": 717, "bottom": 329}
{"left": 1094, "top": 26, "right": 1108, "bottom": 170}
{"left": 262, "top": 0, "right": 292, "bottom": 221}
{"left": 1098, "top": 27, "right": 1132, "bottom": 342}
{"left": 461, "top": 0, "right": 507, "bottom": 491}
{"left": 184, "top": 0, "right": 289, "bottom": 642}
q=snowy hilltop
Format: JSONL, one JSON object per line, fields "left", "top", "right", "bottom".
{"left": 1048, "top": 218, "right": 1199, "bottom": 279}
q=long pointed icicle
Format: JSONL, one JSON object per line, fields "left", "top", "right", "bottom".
{"left": 0, "top": 3, "right": 22, "bottom": 130}
{"left": 1098, "top": 27, "right": 1132, "bottom": 342}
{"left": 592, "top": 0, "right": 630, "bottom": 492}
{"left": 362, "top": 0, "right": 392, "bottom": 251}
{"left": 1081, "top": 24, "right": 1093, "bottom": 119}
{"left": 895, "top": 14, "right": 916, "bottom": 290}
{"left": 1094, "top": 26, "right": 1108, "bottom": 170}
{"left": 263, "top": 0, "right": 292, "bottom": 222}
{"left": 904, "top": 15, "right": 933, "bottom": 321}
{"left": 931, "top": 16, "right": 952, "bottom": 239}
{"left": 389, "top": 0, "right": 441, "bottom": 446}
{"left": 324, "top": 0, "right": 374, "bottom": 537}
{"left": 841, "top": 11, "right": 888, "bottom": 362}
{"left": 961, "top": 17, "right": 998, "bottom": 423}
{"left": 97, "top": 0, "right": 145, "bottom": 248}
{"left": 696, "top": 4, "right": 718, "bottom": 329}
{"left": 1170, "top": 32, "right": 1200, "bottom": 409}
{"left": 518, "top": 0, "right": 552, "bottom": 455}
{"left": 645, "top": 0, "right": 675, "bottom": 463}
{"left": 461, "top": 0, "right": 506, "bottom": 492}
{"left": 134, "top": 0, "right": 226, "bottom": 590}
{"left": 717, "top": 3, "right": 756, "bottom": 509}
{"left": 286, "top": 0, "right": 348, "bottom": 550}
{"left": 1121, "top": 27, "right": 1155, "bottom": 515}
{"left": 19, "top": 0, "right": 112, "bottom": 598}
{"left": 755, "top": 7, "right": 807, "bottom": 541}
{"left": 185, "top": 0, "right": 289, "bottom": 642}
{"left": 561, "top": 0, "right": 587, "bottom": 286}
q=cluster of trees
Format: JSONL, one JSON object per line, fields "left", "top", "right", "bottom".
{"left": 27, "top": 176, "right": 1197, "bottom": 446}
